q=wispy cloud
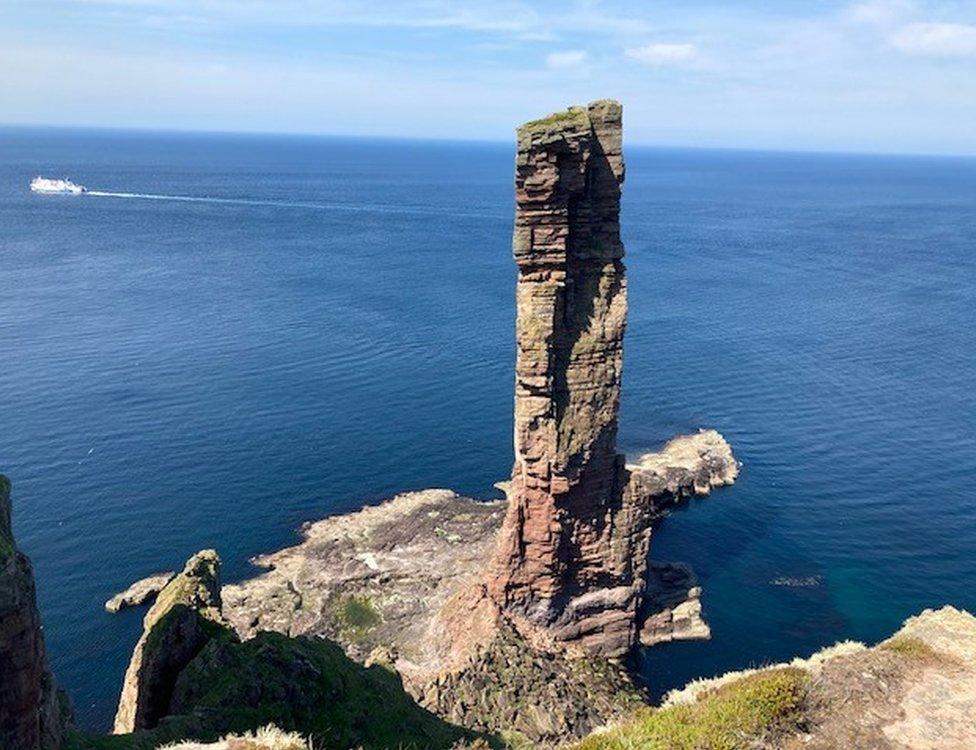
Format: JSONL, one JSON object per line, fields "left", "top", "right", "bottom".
{"left": 625, "top": 43, "right": 697, "bottom": 65}
{"left": 844, "top": 0, "right": 914, "bottom": 26}
{"left": 890, "top": 22, "right": 976, "bottom": 57}
{"left": 6, "top": 1, "right": 976, "bottom": 154}
{"left": 545, "top": 50, "right": 588, "bottom": 69}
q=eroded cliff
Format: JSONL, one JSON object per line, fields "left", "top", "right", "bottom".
{"left": 0, "top": 475, "right": 69, "bottom": 750}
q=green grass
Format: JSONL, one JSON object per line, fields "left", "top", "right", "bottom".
{"left": 880, "top": 636, "right": 940, "bottom": 660}
{"left": 522, "top": 109, "right": 585, "bottom": 131}
{"left": 573, "top": 667, "right": 810, "bottom": 750}
{"left": 336, "top": 594, "right": 381, "bottom": 637}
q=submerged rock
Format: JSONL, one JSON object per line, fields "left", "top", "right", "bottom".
{"left": 0, "top": 475, "right": 70, "bottom": 750}
{"left": 106, "top": 572, "right": 176, "bottom": 613}
{"left": 113, "top": 550, "right": 225, "bottom": 734}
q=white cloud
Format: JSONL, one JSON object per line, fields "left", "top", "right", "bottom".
{"left": 625, "top": 43, "right": 697, "bottom": 65}
{"left": 844, "top": 0, "right": 914, "bottom": 26}
{"left": 891, "top": 22, "right": 976, "bottom": 57}
{"left": 545, "top": 49, "right": 588, "bottom": 69}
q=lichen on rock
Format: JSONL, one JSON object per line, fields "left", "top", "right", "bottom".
{"left": 113, "top": 550, "right": 226, "bottom": 734}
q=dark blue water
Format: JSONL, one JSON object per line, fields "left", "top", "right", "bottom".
{"left": 1, "top": 128, "right": 974, "bottom": 730}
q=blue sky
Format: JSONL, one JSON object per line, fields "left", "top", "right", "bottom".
{"left": 3, "top": 0, "right": 976, "bottom": 154}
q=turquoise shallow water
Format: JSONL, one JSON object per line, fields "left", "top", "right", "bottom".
{"left": 1, "top": 128, "right": 974, "bottom": 729}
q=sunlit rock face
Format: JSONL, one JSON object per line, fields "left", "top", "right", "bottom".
{"left": 486, "top": 101, "right": 737, "bottom": 657}
{"left": 485, "top": 100, "right": 639, "bottom": 655}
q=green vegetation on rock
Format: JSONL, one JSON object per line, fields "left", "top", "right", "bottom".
{"left": 70, "top": 632, "right": 480, "bottom": 750}
{"left": 521, "top": 108, "right": 585, "bottom": 132}
{"left": 335, "top": 594, "right": 381, "bottom": 637}
{"left": 879, "top": 636, "right": 940, "bottom": 660}
{"left": 573, "top": 667, "right": 809, "bottom": 750}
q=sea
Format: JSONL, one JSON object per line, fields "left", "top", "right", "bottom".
{"left": 1, "top": 127, "right": 974, "bottom": 731}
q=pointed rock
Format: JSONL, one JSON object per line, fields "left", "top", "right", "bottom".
{"left": 113, "top": 549, "right": 226, "bottom": 734}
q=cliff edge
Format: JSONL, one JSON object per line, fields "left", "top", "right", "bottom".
{"left": 0, "top": 475, "right": 70, "bottom": 750}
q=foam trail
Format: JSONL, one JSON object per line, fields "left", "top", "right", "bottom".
{"left": 84, "top": 190, "right": 502, "bottom": 220}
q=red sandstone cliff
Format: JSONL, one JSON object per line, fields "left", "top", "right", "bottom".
{"left": 0, "top": 476, "right": 69, "bottom": 750}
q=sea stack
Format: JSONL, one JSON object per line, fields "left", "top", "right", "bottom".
{"left": 486, "top": 100, "right": 638, "bottom": 654}
{"left": 0, "top": 476, "right": 68, "bottom": 750}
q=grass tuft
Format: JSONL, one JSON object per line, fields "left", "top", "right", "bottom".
{"left": 879, "top": 637, "right": 939, "bottom": 660}
{"left": 158, "top": 724, "right": 311, "bottom": 750}
{"left": 337, "top": 595, "right": 381, "bottom": 636}
{"left": 574, "top": 667, "right": 809, "bottom": 750}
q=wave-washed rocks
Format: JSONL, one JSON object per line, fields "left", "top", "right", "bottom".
{"left": 105, "top": 572, "right": 176, "bottom": 613}
{"left": 220, "top": 429, "right": 737, "bottom": 742}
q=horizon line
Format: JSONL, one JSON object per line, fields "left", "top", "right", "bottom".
{"left": 3, "top": 120, "right": 975, "bottom": 162}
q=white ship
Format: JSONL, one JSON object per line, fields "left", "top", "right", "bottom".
{"left": 30, "top": 176, "right": 87, "bottom": 195}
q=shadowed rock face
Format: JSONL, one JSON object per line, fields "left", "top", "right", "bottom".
{"left": 113, "top": 550, "right": 224, "bottom": 734}
{"left": 0, "top": 475, "right": 69, "bottom": 750}
{"left": 486, "top": 100, "right": 639, "bottom": 654}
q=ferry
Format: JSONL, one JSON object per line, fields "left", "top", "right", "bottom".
{"left": 30, "top": 176, "right": 86, "bottom": 195}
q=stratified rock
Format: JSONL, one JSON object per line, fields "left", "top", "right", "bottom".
{"left": 105, "top": 572, "right": 176, "bottom": 613}
{"left": 0, "top": 475, "right": 70, "bottom": 750}
{"left": 221, "top": 431, "right": 735, "bottom": 742}
{"left": 483, "top": 101, "right": 739, "bottom": 658}
{"left": 638, "top": 562, "right": 709, "bottom": 647}
{"left": 486, "top": 100, "right": 631, "bottom": 655}
{"left": 113, "top": 550, "right": 225, "bottom": 734}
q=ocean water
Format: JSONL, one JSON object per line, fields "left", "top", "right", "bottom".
{"left": 1, "top": 127, "right": 974, "bottom": 730}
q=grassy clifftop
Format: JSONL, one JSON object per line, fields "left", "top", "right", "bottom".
{"left": 574, "top": 606, "right": 976, "bottom": 750}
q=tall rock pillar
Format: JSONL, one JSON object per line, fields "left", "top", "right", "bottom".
{"left": 0, "top": 476, "right": 68, "bottom": 750}
{"left": 487, "top": 100, "right": 639, "bottom": 655}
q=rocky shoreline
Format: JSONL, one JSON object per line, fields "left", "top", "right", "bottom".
{"left": 217, "top": 429, "right": 737, "bottom": 741}
{"left": 2, "top": 98, "right": 972, "bottom": 750}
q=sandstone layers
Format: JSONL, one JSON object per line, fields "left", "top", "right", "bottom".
{"left": 0, "top": 476, "right": 68, "bottom": 750}
{"left": 221, "top": 431, "right": 736, "bottom": 742}
{"left": 486, "top": 100, "right": 736, "bottom": 657}
{"left": 487, "top": 102, "right": 629, "bottom": 649}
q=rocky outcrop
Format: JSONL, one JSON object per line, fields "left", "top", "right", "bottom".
{"left": 223, "top": 489, "right": 506, "bottom": 676}
{"left": 484, "top": 100, "right": 738, "bottom": 658}
{"left": 114, "top": 550, "right": 225, "bottom": 734}
{"left": 628, "top": 606, "right": 976, "bottom": 750}
{"left": 638, "top": 562, "right": 709, "bottom": 647}
{"left": 106, "top": 572, "right": 176, "bottom": 613}
{"left": 486, "top": 100, "right": 631, "bottom": 655}
{"left": 421, "top": 622, "right": 642, "bottom": 744}
{"left": 0, "top": 475, "right": 69, "bottom": 750}
{"left": 220, "top": 429, "right": 735, "bottom": 742}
